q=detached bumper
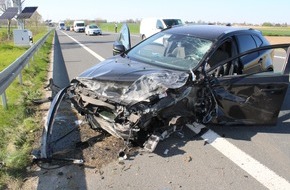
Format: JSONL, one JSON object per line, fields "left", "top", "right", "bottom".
{"left": 40, "top": 87, "right": 68, "bottom": 159}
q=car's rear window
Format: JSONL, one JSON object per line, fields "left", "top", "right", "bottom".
{"left": 163, "top": 19, "right": 183, "bottom": 27}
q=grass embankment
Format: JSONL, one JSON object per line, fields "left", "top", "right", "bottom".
{"left": 0, "top": 44, "right": 28, "bottom": 70}
{"left": 0, "top": 31, "right": 54, "bottom": 189}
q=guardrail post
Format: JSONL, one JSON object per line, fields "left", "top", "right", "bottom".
{"left": 18, "top": 72, "right": 23, "bottom": 85}
{"left": 1, "top": 91, "right": 8, "bottom": 109}
{"left": 28, "top": 54, "right": 34, "bottom": 68}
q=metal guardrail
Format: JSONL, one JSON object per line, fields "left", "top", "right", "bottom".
{"left": 0, "top": 29, "right": 54, "bottom": 109}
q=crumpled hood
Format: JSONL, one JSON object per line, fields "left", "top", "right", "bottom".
{"left": 77, "top": 71, "right": 190, "bottom": 105}
{"left": 77, "top": 56, "right": 173, "bottom": 82}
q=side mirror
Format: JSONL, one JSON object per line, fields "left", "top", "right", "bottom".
{"left": 113, "top": 42, "right": 126, "bottom": 55}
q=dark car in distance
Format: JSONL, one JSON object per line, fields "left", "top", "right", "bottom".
{"left": 41, "top": 24, "right": 290, "bottom": 158}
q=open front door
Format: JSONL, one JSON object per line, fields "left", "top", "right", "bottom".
{"left": 208, "top": 45, "right": 290, "bottom": 125}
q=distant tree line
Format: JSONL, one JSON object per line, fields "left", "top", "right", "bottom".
{"left": 262, "top": 22, "right": 288, "bottom": 27}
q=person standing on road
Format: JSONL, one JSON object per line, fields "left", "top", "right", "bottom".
{"left": 115, "top": 23, "right": 118, "bottom": 33}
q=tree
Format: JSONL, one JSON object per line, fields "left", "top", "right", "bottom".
{"left": 262, "top": 22, "right": 273, "bottom": 27}
{"left": 0, "top": 0, "right": 14, "bottom": 40}
{"left": 12, "top": 0, "right": 26, "bottom": 29}
{"left": 0, "top": 0, "right": 12, "bottom": 12}
{"left": 11, "top": 0, "right": 25, "bottom": 8}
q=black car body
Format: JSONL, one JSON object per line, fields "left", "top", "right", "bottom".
{"left": 41, "top": 24, "right": 290, "bottom": 158}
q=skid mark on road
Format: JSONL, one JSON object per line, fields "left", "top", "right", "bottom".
{"left": 61, "top": 31, "right": 105, "bottom": 62}
{"left": 187, "top": 124, "right": 290, "bottom": 190}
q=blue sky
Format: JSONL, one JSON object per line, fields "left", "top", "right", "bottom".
{"left": 24, "top": 0, "right": 289, "bottom": 24}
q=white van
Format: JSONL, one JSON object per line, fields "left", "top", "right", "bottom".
{"left": 140, "top": 18, "right": 183, "bottom": 40}
{"left": 73, "top": 21, "right": 85, "bottom": 32}
{"left": 58, "top": 21, "right": 65, "bottom": 30}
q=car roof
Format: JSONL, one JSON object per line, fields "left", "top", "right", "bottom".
{"left": 165, "top": 24, "right": 261, "bottom": 41}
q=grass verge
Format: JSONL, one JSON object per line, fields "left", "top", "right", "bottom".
{"left": 252, "top": 26, "right": 290, "bottom": 36}
{"left": 0, "top": 31, "right": 54, "bottom": 189}
{"left": 0, "top": 44, "right": 28, "bottom": 71}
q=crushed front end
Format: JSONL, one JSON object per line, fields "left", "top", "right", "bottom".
{"left": 66, "top": 71, "right": 217, "bottom": 151}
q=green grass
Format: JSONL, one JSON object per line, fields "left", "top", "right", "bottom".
{"left": 0, "top": 44, "right": 28, "bottom": 71}
{"left": 28, "top": 26, "right": 50, "bottom": 42}
{"left": 252, "top": 26, "right": 290, "bottom": 36}
{"left": 0, "top": 31, "right": 54, "bottom": 189}
{"left": 99, "top": 23, "right": 140, "bottom": 34}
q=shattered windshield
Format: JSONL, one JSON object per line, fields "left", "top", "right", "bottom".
{"left": 128, "top": 32, "right": 212, "bottom": 70}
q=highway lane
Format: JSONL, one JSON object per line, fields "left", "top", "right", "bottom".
{"left": 55, "top": 30, "right": 141, "bottom": 81}
{"left": 49, "top": 30, "right": 290, "bottom": 189}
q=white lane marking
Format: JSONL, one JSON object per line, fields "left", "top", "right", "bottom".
{"left": 187, "top": 123, "right": 290, "bottom": 190}
{"left": 274, "top": 55, "right": 286, "bottom": 59}
{"left": 61, "top": 31, "right": 105, "bottom": 62}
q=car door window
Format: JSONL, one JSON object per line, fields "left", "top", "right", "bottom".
{"left": 252, "top": 35, "right": 263, "bottom": 47}
{"left": 207, "top": 41, "right": 235, "bottom": 77}
{"left": 252, "top": 35, "right": 270, "bottom": 56}
{"left": 236, "top": 34, "right": 259, "bottom": 68}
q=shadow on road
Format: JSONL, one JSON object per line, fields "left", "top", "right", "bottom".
{"left": 35, "top": 31, "right": 88, "bottom": 189}
{"left": 52, "top": 31, "right": 70, "bottom": 88}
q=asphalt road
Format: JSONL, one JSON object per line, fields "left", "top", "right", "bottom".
{"left": 35, "top": 30, "right": 290, "bottom": 190}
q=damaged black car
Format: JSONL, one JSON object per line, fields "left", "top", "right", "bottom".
{"left": 40, "top": 24, "right": 290, "bottom": 159}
